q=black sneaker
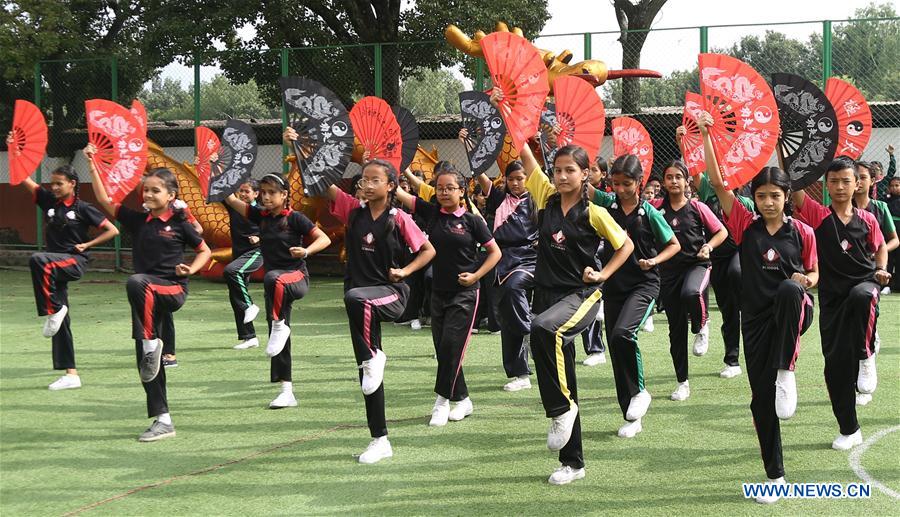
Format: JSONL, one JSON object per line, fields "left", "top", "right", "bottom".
{"left": 138, "top": 420, "right": 175, "bottom": 442}
{"left": 163, "top": 356, "right": 178, "bottom": 369}
{"left": 139, "top": 342, "right": 164, "bottom": 383}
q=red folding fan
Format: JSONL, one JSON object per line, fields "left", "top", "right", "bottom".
{"left": 131, "top": 99, "right": 147, "bottom": 136}
{"left": 349, "top": 96, "right": 403, "bottom": 172}
{"left": 825, "top": 78, "right": 871, "bottom": 160}
{"left": 680, "top": 92, "right": 707, "bottom": 177}
{"left": 552, "top": 75, "right": 605, "bottom": 162}
{"left": 698, "top": 53, "right": 779, "bottom": 190}
{"left": 85, "top": 99, "right": 148, "bottom": 204}
{"left": 195, "top": 126, "right": 220, "bottom": 198}
{"left": 612, "top": 117, "right": 654, "bottom": 185}
{"left": 7, "top": 100, "right": 48, "bottom": 185}
{"left": 480, "top": 31, "right": 550, "bottom": 153}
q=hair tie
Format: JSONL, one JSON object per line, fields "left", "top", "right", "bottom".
{"left": 262, "top": 173, "right": 286, "bottom": 188}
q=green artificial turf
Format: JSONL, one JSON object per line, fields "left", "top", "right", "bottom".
{"left": 0, "top": 269, "right": 897, "bottom": 515}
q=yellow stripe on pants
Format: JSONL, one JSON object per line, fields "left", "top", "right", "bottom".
{"left": 555, "top": 289, "right": 603, "bottom": 405}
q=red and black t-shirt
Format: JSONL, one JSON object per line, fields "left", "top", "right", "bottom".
{"left": 794, "top": 197, "right": 884, "bottom": 297}
{"left": 245, "top": 205, "right": 316, "bottom": 272}
{"left": 724, "top": 202, "right": 817, "bottom": 315}
{"left": 35, "top": 188, "right": 108, "bottom": 257}
{"left": 331, "top": 189, "right": 427, "bottom": 289}
{"left": 413, "top": 198, "right": 494, "bottom": 292}
{"left": 115, "top": 205, "right": 206, "bottom": 286}
{"left": 649, "top": 197, "right": 723, "bottom": 278}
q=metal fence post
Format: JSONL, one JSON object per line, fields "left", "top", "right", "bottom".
{"left": 281, "top": 48, "right": 290, "bottom": 174}
{"left": 34, "top": 62, "right": 43, "bottom": 251}
{"left": 583, "top": 32, "right": 592, "bottom": 59}
{"left": 110, "top": 56, "right": 122, "bottom": 270}
{"left": 193, "top": 57, "right": 201, "bottom": 129}
{"left": 822, "top": 20, "right": 833, "bottom": 204}
{"left": 700, "top": 26, "right": 708, "bottom": 53}
{"left": 374, "top": 44, "right": 383, "bottom": 98}
{"left": 475, "top": 59, "right": 484, "bottom": 91}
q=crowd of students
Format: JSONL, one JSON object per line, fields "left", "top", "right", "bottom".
{"left": 7, "top": 107, "right": 896, "bottom": 501}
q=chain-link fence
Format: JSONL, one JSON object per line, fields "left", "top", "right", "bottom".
{"left": 2, "top": 17, "right": 898, "bottom": 265}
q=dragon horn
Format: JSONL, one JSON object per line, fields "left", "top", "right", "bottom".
{"left": 606, "top": 69, "right": 663, "bottom": 80}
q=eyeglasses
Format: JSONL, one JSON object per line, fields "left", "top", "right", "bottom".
{"left": 357, "top": 178, "right": 386, "bottom": 188}
{"left": 435, "top": 186, "right": 461, "bottom": 194}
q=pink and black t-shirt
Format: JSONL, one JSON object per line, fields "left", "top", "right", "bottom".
{"left": 649, "top": 197, "right": 723, "bottom": 276}
{"left": 794, "top": 196, "right": 884, "bottom": 297}
{"left": 331, "top": 189, "right": 427, "bottom": 289}
{"left": 724, "top": 202, "right": 817, "bottom": 314}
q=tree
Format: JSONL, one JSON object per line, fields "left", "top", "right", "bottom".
{"left": 612, "top": 0, "right": 669, "bottom": 114}
{"left": 214, "top": 0, "right": 550, "bottom": 109}
{"left": 713, "top": 31, "right": 821, "bottom": 85}
{"left": 830, "top": 3, "right": 900, "bottom": 101}
{"left": 601, "top": 68, "right": 698, "bottom": 109}
{"left": 399, "top": 68, "right": 465, "bottom": 117}
{"left": 140, "top": 75, "right": 280, "bottom": 121}
{"left": 140, "top": 77, "right": 193, "bottom": 120}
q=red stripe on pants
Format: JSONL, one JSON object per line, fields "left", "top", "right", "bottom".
{"left": 450, "top": 289, "right": 480, "bottom": 396}
{"left": 143, "top": 284, "right": 184, "bottom": 339}
{"left": 363, "top": 292, "right": 400, "bottom": 352}
{"left": 863, "top": 287, "right": 878, "bottom": 357}
{"left": 272, "top": 270, "right": 305, "bottom": 320}
{"left": 43, "top": 258, "right": 78, "bottom": 315}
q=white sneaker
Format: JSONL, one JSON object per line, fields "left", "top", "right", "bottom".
{"left": 625, "top": 390, "right": 651, "bottom": 420}
{"left": 503, "top": 376, "right": 531, "bottom": 392}
{"left": 547, "top": 404, "right": 578, "bottom": 451}
{"left": 358, "top": 436, "right": 392, "bottom": 464}
{"left": 618, "top": 418, "right": 643, "bottom": 438}
{"left": 692, "top": 323, "right": 709, "bottom": 356}
{"left": 269, "top": 390, "right": 297, "bottom": 408}
{"left": 448, "top": 397, "right": 473, "bottom": 421}
{"left": 48, "top": 374, "right": 81, "bottom": 391}
{"left": 233, "top": 337, "right": 259, "bottom": 350}
{"left": 832, "top": 429, "right": 863, "bottom": 450}
{"left": 596, "top": 301, "right": 605, "bottom": 322}
{"left": 243, "top": 304, "right": 260, "bottom": 324}
{"left": 42, "top": 305, "right": 68, "bottom": 338}
{"left": 410, "top": 319, "right": 422, "bottom": 331}
{"left": 856, "top": 392, "right": 873, "bottom": 406}
{"left": 582, "top": 352, "right": 606, "bottom": 366}
{"left": 548, "top": 464, "right": 585, "bottom": 485}
{"left": 881, "top": 286, "right": 891, "bottom": 295}
{"left": 774, "top": 369, "right": 797, "bottom": 420}
{"left": 429, "top": 396, "right": 450, "bottom": 427}
{"left": 720, "top": 365, "right": 742, "bottom": 379}
{"left": 670, "top": 381, "right": 690, "bottom": 401}
{"left": 642, "top": 317, "right": 654, "bottom": 333}
{"left": 873, "top": 331, "right": 881, "bottom": 355}
{"left": 360, "top": 350, "right": 387, "bottom": 396}
{"left": 265, "top": 320, "right": 291, "bottom": 357}
{"left": 857, "top": 356, "right": 877, "bottom": 394}
{"left": 755, "top": 476, "right": 786, "bottom": 504}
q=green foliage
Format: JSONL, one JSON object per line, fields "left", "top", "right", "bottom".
{"left": 831, "top": 3, "right": 900, "bottom": 101}
{"left": 140, "top": 75, "right": 280, "bottom": 121}
{"left": 399, "top": 68, "right": 465, "bottom": 117}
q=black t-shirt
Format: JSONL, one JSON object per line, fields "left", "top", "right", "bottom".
{"left": 795, "top": 197, "right": 884, "bottom": 297}
{"left": 35, "top": 188, "right": 108, "bottom": 257}
{"left": 592, "top": 191, "right": 675, "bottom": 295}
{"left": 414, "top": 198, "right": 494, "bottom": 292}
{"left": 330, "top": 189, "right": 427, "bottom": 289}
{"left": 650, "top": 197, "right": 723, "bottom": 278}
{"left": 246, "top": 205, "right": 316, "bottom": 272}
{"left": 525, "top": 169, "right": 627, "bottom": 292}
{"left": 226, "top": 203, "right": 260, "bottom": 258}
{"left": 116, "top": 205, "right": 206, "bottom": 286}
{"left": 725, "top": 202, "right": 817, "bottom": 315}
{"left": 485, "top": 185, "right": 539, "bottom": 280}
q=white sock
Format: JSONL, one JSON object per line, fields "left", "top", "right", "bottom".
{"left": 157, "top": 413, "right": 172, "bottom": 425}
{"left": 281, "top": 381, "right": 293, "bottom": 393}
{"left": 142, "top": 338, "right": 160, "bottom": 354}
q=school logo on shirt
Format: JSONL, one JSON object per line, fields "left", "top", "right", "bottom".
{"left": 551, "top": 230, "right": 567, "bottom": 250}
{"left": 362, "top": 232, "right": 376, "bottom": 252}
{"left": 158, "top": 225, "right": 177, "bottom": 239}
{"left": 670, "top": 217, "right": 679, "bottom": 227}
{"left": 762, "top": 248, "right": 781, "bottom": 271}
{"left": 840, "top": 239, "right": 851, "bottom": 252}
{"left": 450, "top": 222, "right": 466, "bottom": 235}
{"left": 66, "top": 211, "right": 77, "bottom": 220}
